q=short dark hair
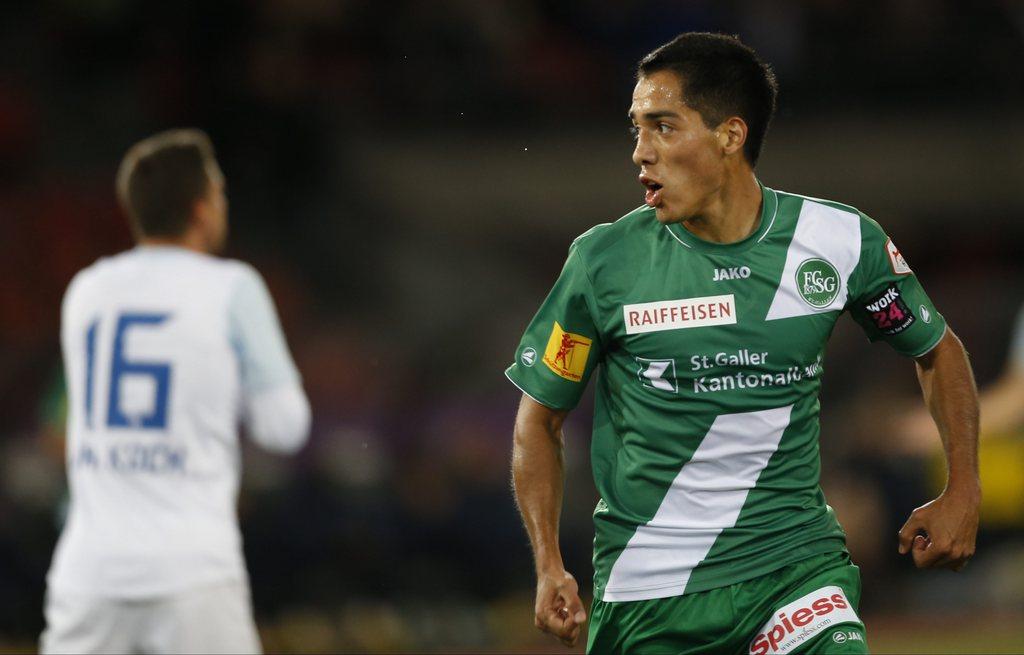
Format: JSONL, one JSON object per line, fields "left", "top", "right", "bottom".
{"left": 638, "top": 33, "right": 778, "bottom": 166}
{"left": 116, "top": 129, "right": 218, "bottom": 238}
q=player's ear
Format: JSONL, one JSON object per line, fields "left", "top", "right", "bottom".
{"left": 190, "top": 196, "right": 208, "bottom": 227}
{"left": 715, "top": 117, "right": 747, "bottom": 157}
{"left": 189, "top": 194, "right": 216, "bottom": 239}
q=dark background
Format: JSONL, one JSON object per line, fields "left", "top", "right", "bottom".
{"left": 1, "top": 1, "right": 1022, "bottom": 652}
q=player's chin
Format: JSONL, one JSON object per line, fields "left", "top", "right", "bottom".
{"left": 652, "top": 202, "right": 684, "bottom": 225}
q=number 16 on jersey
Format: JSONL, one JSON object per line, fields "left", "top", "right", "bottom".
{"left": 83, "top": 312, "right": 173, "bottom": 431}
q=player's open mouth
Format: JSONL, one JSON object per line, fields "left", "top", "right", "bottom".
{"left": 640, "top": 175, "right": 663, "bottom": 207}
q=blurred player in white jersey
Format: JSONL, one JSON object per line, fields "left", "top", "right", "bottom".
{"left": 41, "top": 129, "right": 311, "bottom": 654}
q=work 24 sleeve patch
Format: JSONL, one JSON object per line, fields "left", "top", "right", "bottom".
{"left": 847, "top": 217, "right": 946, "bottom": 357}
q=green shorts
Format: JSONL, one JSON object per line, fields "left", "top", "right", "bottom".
{"left": 587, "top": 551, "right": 867, "bottom": 655}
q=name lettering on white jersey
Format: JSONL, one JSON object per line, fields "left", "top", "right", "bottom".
{"left": 624, "top": 295, "right": 737, "bottom": 335}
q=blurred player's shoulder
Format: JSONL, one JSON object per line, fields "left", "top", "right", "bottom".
{"left": 61, "top": 247, "right": 265, "bottom": 320}
{"left": 67, "top": 247, "right": 259, "bottom": 289}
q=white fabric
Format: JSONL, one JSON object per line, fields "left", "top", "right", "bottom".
{"left": 244, "top": 384, "right": 311, "bottom": 454}
{"left": 765, "top": 199, "right": 862, "bottom": 321}
{"left": 49, "top": 245, "right": 309, "bottom": 598}
{"left": 228, "top": 265, "right": 301, "bottom": 392}
{"left": 603, "top": 405, "right": 793, "bottom": 601}
{"left": 40, "top": 580, "right": 261, "bottom": 655}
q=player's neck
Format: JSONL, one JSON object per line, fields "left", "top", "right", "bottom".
{"left": 138, "top": 231, "right": 210, "bottom": 255}
{"left": 681, "top": 170, "right": 762, "bottom": 245}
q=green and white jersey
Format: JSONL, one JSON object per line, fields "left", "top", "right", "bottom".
{"left": 506, "top": 184, "right": 947, "bottom": 603}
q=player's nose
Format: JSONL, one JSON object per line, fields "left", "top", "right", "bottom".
{"left": 632, "top": 132, "right": 656, "bottom": 166}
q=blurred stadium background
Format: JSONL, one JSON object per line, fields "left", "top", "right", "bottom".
{"left": 1, "top": 1, "right": 1023, "bottom": 652}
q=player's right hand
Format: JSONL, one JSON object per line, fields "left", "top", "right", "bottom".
{"left": 897, "top": 484, "right": 980, "bottom": 571}
{"left": 534, "top": 568, "right": 587, "bottom": 647}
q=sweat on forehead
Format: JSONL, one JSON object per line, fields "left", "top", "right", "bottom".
{"left": 629, "top": 72, "right": 695, "bottom": 122}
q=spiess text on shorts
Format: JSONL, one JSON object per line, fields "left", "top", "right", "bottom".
{"left": 749, "top": 586, "right": 861, "bottom": 655}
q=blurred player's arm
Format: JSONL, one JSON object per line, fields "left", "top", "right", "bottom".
{"left": 974, "top": 364, "right": 1024, "bottom": 434}
{"left": 512, "top": 394, "right": 587, "bottom": 648}
{"left": 900, "top": 360, "right": 1024, "bottom": 451}
{"left": 898, "top": 329, "right": 980, "bottom": 570}
{"left": 902, "top": 307, "right": 1024, "bottom": 447}
{"left": 978, "top": 305, "right": 1024, "bottom": 434}
{"left": 229, "top": 265, "right": 311, "bottom": 454}
{"left": 243, "top": 386, "right": 310, "bottom": 454}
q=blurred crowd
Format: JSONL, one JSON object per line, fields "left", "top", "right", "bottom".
{"left": 2, "top": 1, "right": 1023, "bottom": 651}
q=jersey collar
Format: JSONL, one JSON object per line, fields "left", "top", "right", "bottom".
{"left": 664, "top": 183, "right": 779, "bottom": 255}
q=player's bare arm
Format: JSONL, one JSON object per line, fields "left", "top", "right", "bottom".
{"left": 511, "top": 394, "right": 587, "bottom": 648}
{"left": 898, "top": 329, "right": 981, "bottom": 571}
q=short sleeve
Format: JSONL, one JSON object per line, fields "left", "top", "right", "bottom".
{"left": 505, "top": 243, "right": 604, "bottom": 410}
{"left": 846, "top": 216, "right": 947, "bottom": 357}
{"left": 228, "top": 264, "right": 302, "bottom": 393}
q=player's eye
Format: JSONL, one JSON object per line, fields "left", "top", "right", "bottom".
{"left": 657, "top": 122, "right": 673, "bottom": 134}
{"left": 628, "top": 125, "right": 640, "bottom": 140}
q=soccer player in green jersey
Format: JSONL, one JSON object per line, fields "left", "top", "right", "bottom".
{"left": 506, "top": 33, "right": 981, "bottom": 654}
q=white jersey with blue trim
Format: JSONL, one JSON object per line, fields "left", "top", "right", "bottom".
{"left": 49, "top": 245, "right": 310, "bottom": 598}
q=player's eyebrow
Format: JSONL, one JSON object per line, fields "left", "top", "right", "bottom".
{"left": 628, "top": 110, "right": 681, "bottom": 122}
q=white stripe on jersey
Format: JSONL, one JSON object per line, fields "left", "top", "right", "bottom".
{"left": 765, "top": 199, "right": 861, "bottom": 321}
{"left": 603, "top": 405, "right": 793, "bottom": 601}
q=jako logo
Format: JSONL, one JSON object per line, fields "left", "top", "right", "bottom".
{"left": 520, "top": 347, "right": 537, "bottom": 367}
{"left": 713, "top": 266, "right": 751, "bottom": 281}
{"left": 749, "top": 586, "right": 860, "bottom": 655}
{"left": 832, "top": 630, "right": 863, "bottom": 644}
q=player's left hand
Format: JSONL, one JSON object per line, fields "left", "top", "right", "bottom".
{"left": 897, "top": 483, "right": 980, "bottom": 571}
{"left": 534, "top": 568, "right": 587, "bottom": 648}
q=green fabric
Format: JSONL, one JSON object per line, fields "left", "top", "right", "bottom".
{"left": 506, "top": 184, "right": 946, "bottom": 601}
{"left": 586, "top": 551, "right": 867, "bottom": 655}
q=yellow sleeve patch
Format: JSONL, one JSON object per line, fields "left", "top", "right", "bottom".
{"left": 542, "top": 321, "right": 592, "bottom": 382}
